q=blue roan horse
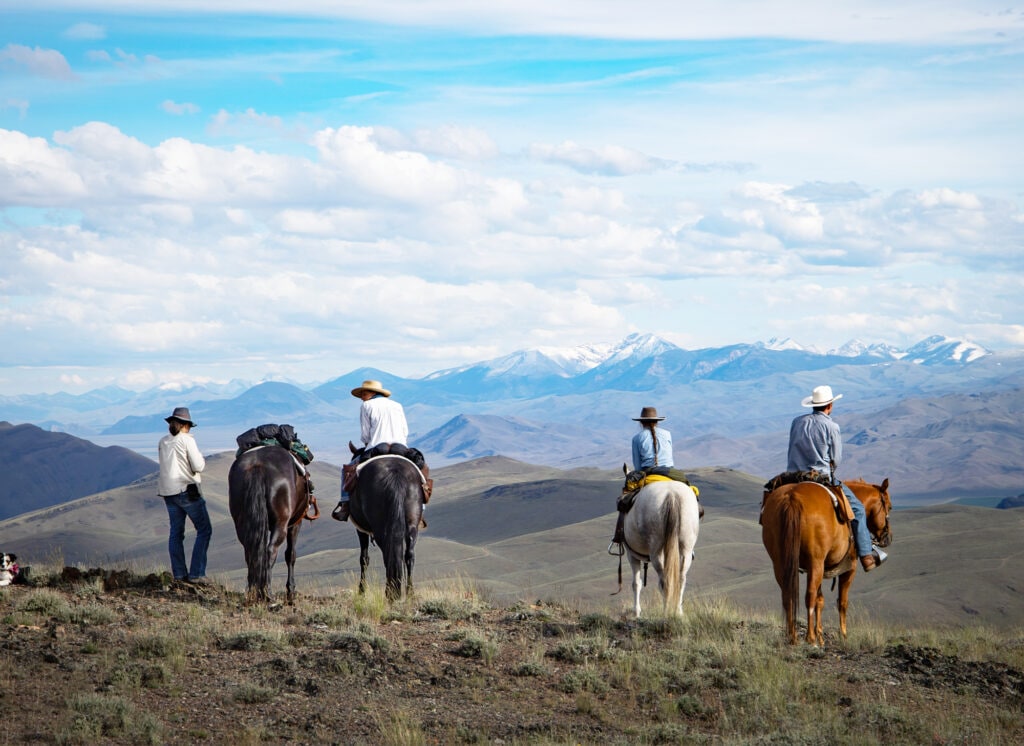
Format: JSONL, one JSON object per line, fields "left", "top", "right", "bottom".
{"left": 228, "top": 446, "right": 312, "bottom": 605}
{"left": 348, "top": 454, "right": 424, "bottom": 601}
{"left": 621, "top": 469, "right": 700, "bottom": 618}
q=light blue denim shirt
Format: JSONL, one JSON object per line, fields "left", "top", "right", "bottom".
{"left": 632, "top": 426, "right": 674, "bottom": 470}
{"left": 787, "top": 410, "right": 842, "bottom": 476}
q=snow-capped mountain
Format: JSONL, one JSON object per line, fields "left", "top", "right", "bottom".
{"left": 904, "top": 335, "right": 990, "bottom": 365}
{"left": 827, "top": 339, "right": 906, "bottom": 359}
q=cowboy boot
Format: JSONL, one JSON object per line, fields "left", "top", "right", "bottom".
{"left": 332, "top": 501, "right": 350, "bottom": 522}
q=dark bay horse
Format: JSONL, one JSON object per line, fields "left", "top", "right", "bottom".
{"left": 228, "top": 446, "right": 313, "bottom": 605}
{"left": 348, "top": 454, "right": 424, "bottom": 602}
{"left": 619, "top": 469, "right": 700, "bottom": 618}
{"left": 761, "top": 478, "right": 892, "bottom": 645}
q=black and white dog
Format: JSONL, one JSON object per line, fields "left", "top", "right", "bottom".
{"left": 0, "top": 553, "right": 19, "bottom": 586}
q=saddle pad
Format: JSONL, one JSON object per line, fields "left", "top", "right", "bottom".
{"left": 355, "top": 453, "right": 429, "bottom": 486}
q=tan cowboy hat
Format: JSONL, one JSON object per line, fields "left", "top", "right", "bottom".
{"left": 351, "top": 379, "right": 391, "bottom": 398}
{"left": 802, "top": 385, "right": 843, "bottom": 408}
{"left": 632, "top": 406, "right": 665, "bottom": 422}
{"left": 164, "top": 407, "right": 195, "bottom": 426}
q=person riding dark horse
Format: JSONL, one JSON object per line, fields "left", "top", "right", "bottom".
{"left": 610, "top": 406, "right": 701, "bottom": 548}
{"left": 333, "top": 379, "right": 431, "bottom": 527}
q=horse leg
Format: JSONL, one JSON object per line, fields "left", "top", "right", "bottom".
{"left": 262, "top": 521, "right": 288, "bottom": 602}
{"left": 837, "top": 571, "right": 854, "bottom": 639}
{"left": 628, "top": 554, "right": 644, "bottom": 618}
{"left": 648, "top": 550, "right": 669, "bottom": 613}
{"left": 814, "top": 586, "right": 825, "bottom": 644}
{"left": 677, "top": 544, "right": 693, "bottom": 616}
{"left": 283, "top": 522, "right": 300, "bottom": 605}
{"left": 805, "top": 565, "right": 825, "bottom": 645}
{"left": 357, "top": 532, "right": 370, "bottom": 595}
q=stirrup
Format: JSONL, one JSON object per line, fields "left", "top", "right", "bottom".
{"left": 607, "top": 540, "right": 624, "bottom": 557}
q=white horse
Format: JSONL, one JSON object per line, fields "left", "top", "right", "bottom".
{"left": 621, "top": 474, "right": 700, "bottom": 618}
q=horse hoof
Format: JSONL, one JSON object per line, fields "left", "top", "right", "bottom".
{"left": 268, "top": 601, "right": 283, "bottom": 611}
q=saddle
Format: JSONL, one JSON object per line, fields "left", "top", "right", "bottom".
{"left": 344, "top": 442, "right": 433, "bottom": 505}
{"left": 618, "top": 468, "right": 700, "bottom": 514}
{"left": 610, "top": 468, "right": 702, "bottom": 552}
{"left": 760, "top": 471, "right": 855, "bottom": 525}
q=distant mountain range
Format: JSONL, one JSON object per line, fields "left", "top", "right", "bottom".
{"left": 1, "top": 333, "right": 1021, "bottom": 503}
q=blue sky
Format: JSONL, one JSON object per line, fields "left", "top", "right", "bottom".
{"left": 1, "top": 2, "right": 1022, "bottom": 394}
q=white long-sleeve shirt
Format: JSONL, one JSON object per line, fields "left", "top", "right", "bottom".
{"left": 360, "top": 395, "right": 409, "bottom": 448}
{"left": 157, "top": 431, "right": 205, "bottom": 496}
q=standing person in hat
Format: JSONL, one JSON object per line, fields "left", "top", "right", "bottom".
{"left": 157, "top": 407, "right": 212, "bottom": 584}
{"left": 332, "top": 380, "right": 409, "bottom": 522}
{"left": 787, "top": 385, "right": 884, "bottom": 572}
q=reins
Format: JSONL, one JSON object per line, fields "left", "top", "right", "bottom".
{"left": 610, "top": 538, "right": 650, "bottom": 596}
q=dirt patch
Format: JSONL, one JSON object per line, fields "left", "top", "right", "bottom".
{"left": 886, "top": 642, "right": 1024, "bottom": 703}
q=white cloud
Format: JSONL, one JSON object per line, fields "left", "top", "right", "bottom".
{"left": 2, "top": 99, "right": 29, "bottom": 118}
{"left": 162, "top": 100, "right": 200, "bottom": 115}
{"left": 312, "top": 125, "right": 463, "bottom": 204}
{"left": 1, "top": 116, "right": 1021, "bottom": 394}
{"left": 63, "top": 23, "right": 106, "bottom": 41}
{"left": 529, "top": 140, "right": 672, "bottom": 176}
{"left": 0, "top": 44, "right": 75, "bottom": 80}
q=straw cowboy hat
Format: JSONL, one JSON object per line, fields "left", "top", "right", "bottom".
{"left": 164, "top": 407, "right": 195, "bottom": 426}
{"left": 350, "top": 379, "right": 392, "bottom": 398}
{"left": 632, "top": 406, "right": 665, "bottom": 422}
{"left": 802, "top": 385, "right": 843, "bottom": 408}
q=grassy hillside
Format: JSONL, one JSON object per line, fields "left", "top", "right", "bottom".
{"left": 1, "top": 454, "right": 1021, "bottom": 631}
{"left": 0, "top": 571, "right": 1021, "bottom": 745}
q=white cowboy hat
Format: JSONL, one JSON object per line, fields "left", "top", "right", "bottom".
{"left": 350, "top": 379, "right": 391, "bottom": 398}
{"left": 802, "top": 385, "right": 843, "bottom": 408}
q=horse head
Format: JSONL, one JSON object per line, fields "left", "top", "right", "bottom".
{"left": 865, "top": 477, "right": 893, "bottom": 548}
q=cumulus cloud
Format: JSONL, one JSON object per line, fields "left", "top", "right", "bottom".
{"left": 1, "top": 117, "right": 1021, "bottom": 391}
{"left": 0, "top": 44, "right": 75, "bottom": 80}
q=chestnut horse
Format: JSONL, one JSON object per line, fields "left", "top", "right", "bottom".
{"left": 228, "top": 446, "right": 314, "bottom": 605}
{"left": 761, "top": 478, "right": 892, "bottom": 644}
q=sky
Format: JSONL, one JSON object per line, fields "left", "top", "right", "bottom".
{"left": 1, "top": 1, "right": 1022, "bottom": 395}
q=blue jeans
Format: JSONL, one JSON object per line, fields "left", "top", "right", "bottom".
{"left": 840, "top": 482, "right": 873, "bottom": 558}
{"left": 164, "top": 492, "right": 212, "bottom": 580}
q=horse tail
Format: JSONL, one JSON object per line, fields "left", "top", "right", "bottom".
{"left": 375, "top": 464, "right": 413, "bottom": 600}
{"left": 238, "top": 462, "right": 271, "bottom": 598}
{"left": 779, "top": 493, "right": 802, "bottom": 630}
{"left": 661, "top": 490, "right": 682, "bottom": 614}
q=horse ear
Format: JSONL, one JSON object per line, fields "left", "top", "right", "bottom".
{"left": 623, "top": 463, "right": 628, "bottom": 476}
{"left": 349, "top": 441, "right": 359, "bottom": 455}
{"left": 880, "top": 477, "right": 889, "bottom": 492}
